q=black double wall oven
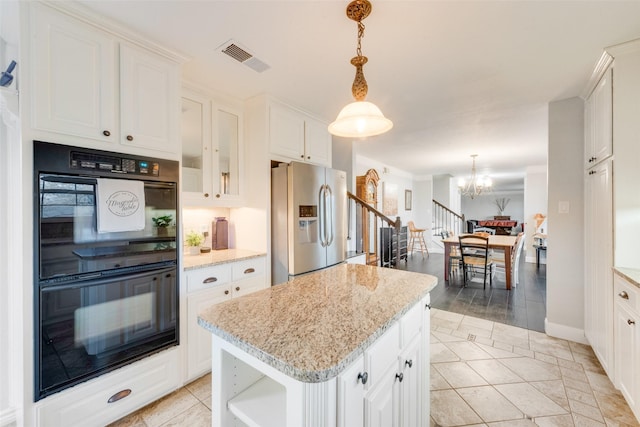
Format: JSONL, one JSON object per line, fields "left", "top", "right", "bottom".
{"left": 34, "top": 141, "right": 179, "bottom": 400}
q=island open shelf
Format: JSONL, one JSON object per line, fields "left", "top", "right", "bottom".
{"left": 199, "top": 263, "right": 438, "bottom": 426}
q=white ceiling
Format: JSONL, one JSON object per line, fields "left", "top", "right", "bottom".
{"left": 77, "top": 0, "right": 640, "bottom": 190}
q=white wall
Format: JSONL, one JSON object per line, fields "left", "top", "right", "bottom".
{"left": 546, "top": 97, "right": 585, "bottom": 341}
{"left": 413, "top": 177, "right": 434, "bottom": 247}
{"left": 524, "top": 166, "right": 548, "bottom": 263}
{"left": 461, "top": 191, "right": 524, "bottom": 226}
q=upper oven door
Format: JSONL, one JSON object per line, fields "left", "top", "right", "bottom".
{"left": 38, "top": 173, "right": 177, "bottom": 281}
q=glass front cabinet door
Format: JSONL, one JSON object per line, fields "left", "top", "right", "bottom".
{"left": 181, "top": 88, "right": 243, "bottom": 206}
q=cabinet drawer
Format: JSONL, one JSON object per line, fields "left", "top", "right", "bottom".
{"left": 400, "top": 302, "right": 423, "bottom": 347}
{"left": 187, "top": 264, "right": 232, "bottom": 293}
{"left": 365, "top": 322, "right": 400, "bottom": 388}
{"left": 232, "top": 276, "right": 267, "bottom": 298}
{"left": 615, "top": 275, "right": 639, "bottom": 313}
{"left": 36, "top": 348, "right": 180, "bottom": 427}
{"left": 232, "top": 257, "right": 266, "bottom": 281}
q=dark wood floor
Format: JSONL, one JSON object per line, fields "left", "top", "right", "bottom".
{"left": 394, "top": 251, "right": 547, "bottom": 332}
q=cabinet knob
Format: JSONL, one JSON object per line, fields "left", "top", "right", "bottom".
{"left": 307, "top": 156, "right": 311, "bottom": 160}
{"left": 405, "top": 359, "right": 413, "bottom": 368}
{"left": 203, "top": 277, "right": 217, "bottom": 283}
{"left": 126, "top": 135, "right": 134, "bottom": 141}
{"left": 204, "top": 193, "right": 209, "bottom": 198}
{"left": 224, "top": 290, "right": 229, "bottom": 295}
{"left": 628, "top": 319, "right": 636, "bottom": 326}
{"left": 103, "top": 130, "right": 111, "bottom": 137}
{"left": 425, "top": 303, "right": 431, "bottom": 310}
{"left": 166, "top": 273, "right": 171, "bottom": 278}
{"left": 357, "top": 372, "right": 368, "bottom": 385}
{"left": 395, "top": 373, "right": 404, "bottom": 383}
{"left": 216, "top": 194, "right": 221, "bottom": 198}
{"left": 114, "top": 264, "right": 121, "bottom": 268}
{"left": 235, "top": 286, "right": 240, "bottom": 291}
{"left": 619, "top": 291, "right": 629, "bottom": 300}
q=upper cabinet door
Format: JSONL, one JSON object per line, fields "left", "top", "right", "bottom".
{"left": 585, "top": 66, "right": 613, "bottom": 168}
{"left": 269, "top": 101, "right": 305, "bottom": 161}
{"left": 31, "top": 4, "right": 117, "bottom": 142}
{"left": 181, "top": 93, "right": 211, "bottom": 196}
{"left": 214, "top": 104, "right": 243, "bottom": 201}
{"left": 120, "top": 44, "right": 180, "bottom": 153}
{"left": 304, "top": 116, "right": 332, "bottom": 167}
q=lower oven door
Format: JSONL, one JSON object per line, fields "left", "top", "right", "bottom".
{"left": 36, "top": 266, "right": 177, "bottom": 400}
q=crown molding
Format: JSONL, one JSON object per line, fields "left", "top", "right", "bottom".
{"left": 580, "top": 50, "right": 614, "bottom": 100}
{"left": 37, "top": 1, "right": 191, "bottom": 63}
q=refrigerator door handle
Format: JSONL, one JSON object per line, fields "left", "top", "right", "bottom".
{"left": 319, "top": 185, "right": 327, "bottom": 247}
{"left": 325, "top": 184, "right": 334, "bottom": 246}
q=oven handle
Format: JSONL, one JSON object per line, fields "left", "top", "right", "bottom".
{"left": 40, "top": 266, "right": 176, "bottom": 291}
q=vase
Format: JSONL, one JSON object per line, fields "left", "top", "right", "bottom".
{"left": 212, "top": 217, "right": 228, "bottom": 250}
{"left": 187, "top": 246, "right": 200, "bottom": 256}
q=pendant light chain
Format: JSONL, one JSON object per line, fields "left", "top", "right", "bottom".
{"left": 356, "top": 21, "right": 365, "bottom": 58}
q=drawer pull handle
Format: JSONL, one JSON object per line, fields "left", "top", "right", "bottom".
{"left": 357, "top": 372, "right": 368, "bottom": 385}
{"left": 405, "top": 359, "right": 413, "bottom": 368}
{"left": 203, "top": 277, "right": 217, "bottom": 284}
{"left": 224, "top": 290, "right": 229, "bottom": 295}
{"left": 629, "top": 319, "right": 636, "bottom": 326}
{"left": 244, "top": 268, "right": 255, "bottom": 274}
{"left": 395, "top": 373, "right": 404, "bottom": 383}
{"left": 235, "top": 286, "right": 240, "bottom": 292}
{"left": 619, "top": 291, "right": 629, "bottom": 300}
{"left": 108, "top": 389, "right": 131, "bottom": 403}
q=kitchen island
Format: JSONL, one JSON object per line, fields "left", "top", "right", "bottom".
{"left": 198, "top": 263, "right": 437, "bottom": 426}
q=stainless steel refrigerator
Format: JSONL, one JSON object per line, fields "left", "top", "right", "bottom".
{"left": 271, "top": 161, "right": 347, "bottom": 285}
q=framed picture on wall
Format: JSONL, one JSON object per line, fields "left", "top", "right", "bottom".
{"left": 405, "top": 190, "right": 412, "bottom": 211}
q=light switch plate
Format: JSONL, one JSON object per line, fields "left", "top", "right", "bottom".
{"left": 558, "top": 201, "right": 570, "bottom": 214}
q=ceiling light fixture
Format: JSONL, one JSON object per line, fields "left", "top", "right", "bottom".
{"left": 458, "top": 155, "right": 492, "bottom": 199}
{"left": 328, "top": 0, "right": 393, "bottom": 138}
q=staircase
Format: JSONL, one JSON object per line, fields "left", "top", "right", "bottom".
{"left": 431, "top": 199, "right": 465, "bottom": 252}
{"left": 348, "top": 192, "right": 402, "bottom": 267}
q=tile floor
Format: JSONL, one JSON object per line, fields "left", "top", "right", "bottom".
{"left": 109, "top": 308, "right": 640, "bottom": 427}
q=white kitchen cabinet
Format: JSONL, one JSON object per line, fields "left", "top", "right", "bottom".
{"left": 35, "top": 348, "right": 181, "bottom": 427}
{"left": 30, "top": 3, "right": 180, "bottom": 156}
{"left": 268, "top": 98, "right": 332, "bottom": 167}
{"left": 30, "top": 3, "right": 116, "bottom": 144}
{"left": 119, "top": 43, "right": 179, "bottom": 153}
{"left": 185, "top": 256, "right": 266, "bottom": 381}
{"left": 584, "top": 67, "right": 612, "bottom": 169}
{"left": 584, "top": 158, "right": 613, "bottom": 377}
{"left": 181, "top": 87, "right": 244, "bottom": 207}
{"left": 339, "top": 296, "right": 430, "bottom": 427}
{"left": 614, "top": 274, "right": 640, "bottom": 419}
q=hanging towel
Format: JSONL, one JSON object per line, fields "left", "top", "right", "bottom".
{"left": 96, "top": 178, "right": 146, "bottom": 233}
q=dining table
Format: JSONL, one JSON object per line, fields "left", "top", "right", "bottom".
{"left": 442, "top": 234, "right": 519, "bottom": 290}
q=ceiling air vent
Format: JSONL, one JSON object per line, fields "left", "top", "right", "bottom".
{"left": 218, "top": 40, "right": 270, "bottom": 73}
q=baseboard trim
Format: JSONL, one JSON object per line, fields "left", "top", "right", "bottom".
{"left": 0, "top": 406, "right": 17, "bottom": 427}
{"left": 544, "top": 318, "right": 588, "bottom": 344}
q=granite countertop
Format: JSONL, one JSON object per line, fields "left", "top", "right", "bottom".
{"left": 614, "top": 267, "right": 640, "bottom": 288}
{"left": 198, "top": 263, "right": 438, "bottom": 383}
{"left": 183, "top": 248, "right": 266, "bottom": 270}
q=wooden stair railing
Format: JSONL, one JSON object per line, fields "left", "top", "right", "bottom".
{"left": 432, "top": 199, "right": 465, "bottom": 238}
{"left": 348, "top": 191, "right": 402, "bottom": 267}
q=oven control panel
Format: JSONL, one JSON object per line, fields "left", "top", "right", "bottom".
{"left": 70, "top": 152, "right": 160, "bottom": 176}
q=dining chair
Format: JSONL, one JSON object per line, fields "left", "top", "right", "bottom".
{"left": 492, "top": 232, "right": 525, "bottom": 286}
{"left": 441, "top": 231, "right": 461, "bottom": 275}
{"left": 473, "top": 226, "right": 496, "bottom": 235}
{"left": 408, "top": 221, "right": 429, "bottom": 258}
{"left": 459, "top": 234, "right": 494, "bottom": 289}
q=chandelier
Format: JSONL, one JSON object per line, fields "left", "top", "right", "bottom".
{"left": 458, "top": 155, "right": 492, "bottom": 199}
{"left": 328, "top": 0, "right": 393, "bottom": 138}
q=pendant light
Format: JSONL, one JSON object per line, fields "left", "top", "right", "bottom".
{"left": 328, "top": 0, "right": 393, "bottom": 138}
{"left": 458, "top": 155, "right": 493, "bottom": 199}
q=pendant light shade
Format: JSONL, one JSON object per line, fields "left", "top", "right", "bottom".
{"left": 329, "top": 0, "right": 392, "bottom": 138}
{"left": 328, "top": 101, "right": 393, "bottom": 138}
